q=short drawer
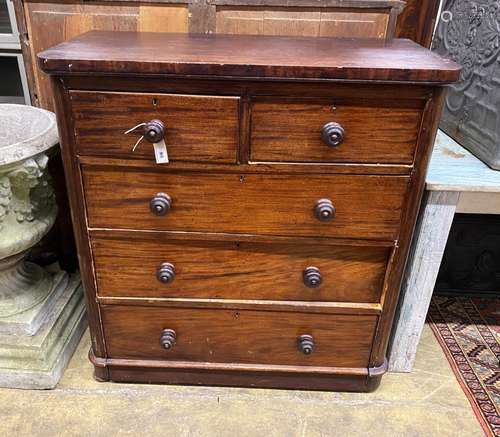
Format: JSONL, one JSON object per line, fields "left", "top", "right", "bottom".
{"left": 101, "top": 305, "right": 377, "bottom": 368}
{"left": 250, "top": 99, "right": 422, "bottom": 164}
{"left": 92, "top": 235, "right": 390, "bottom": 302}
{"left": 70, "top": 91, "right": 240, "bottom": 163}
{"left": 83, "top": 167, "right": 408, "bottom": 240}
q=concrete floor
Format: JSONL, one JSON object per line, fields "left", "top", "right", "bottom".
{"left": 0, "top": 324, "right": 484, "bottom": 437}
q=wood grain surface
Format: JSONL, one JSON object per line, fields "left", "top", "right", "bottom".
{"left": 101, "top": 305, "right": 377, "bottom": 367}
{"left": 251, "top": 98, "right": 422, "bottom": 164}
{"left": 369, "top": 88, "right": 446, "bottom": 368}
{"left": 61, "top": 75, "right": 435, "bottom": 100}
{"left": 24, "top": 2, "right": 189, "bottom": 109}
{"left": 82, "top": 166, "right": 409, "bottom": 240}
{"left": 105, "top": 365, "right": 373, "bottom": 391}
{"left": 92, "top": 234, "right": 389, "bottom": 302}
{"left": 215, "top": 7, "right": 390, "bottom": 39}
{"left": 70, "top": 91, "right": 240, "bottom": 163}
{"left": 39, "top": 28, "right": 456, "bottom": 390}
{"left": 38, "top": 31, "right": 461, "bottom": 83}
{"left": 395, "top": 0, "right": 440, "bottom": 48}
{"left": 17, "top": 0, "right": 407, "bottom": 111}
{"left": 49, "top": 78, "right": 109, "bottom": 367}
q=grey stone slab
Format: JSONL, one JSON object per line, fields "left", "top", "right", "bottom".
{"left": 26, "top": 327, "right": 476, "bottom": 437}
{"left": 0, "top": 274, "right": 87, "bottom": 389}
{"left": 0, "top": 323, "right": 484, "bottom": 437}
{"left": 0, "top": 353, "right": 483, "bottom": 437}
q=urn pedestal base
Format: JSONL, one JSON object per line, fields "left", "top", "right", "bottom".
{"left": 0, "top": 272, "right": 86, "bottom": 389}
{"left": 0, "top": 250, "right": 55, "bottom": 330}
{"left": 0, "top": 104, "right": 84, "bottom": 389}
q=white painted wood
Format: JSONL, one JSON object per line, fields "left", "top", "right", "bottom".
{"left": 389, "top": 190, "right": 459, "bottom": 373}
{"left": 427, "top": 131, "right": 500, "bottom": 193}
{"left": 390, "top": 129, "right": 500, "bottom": 373}
{"left": 457, "top": 192, "right": 500, "bottom": 214}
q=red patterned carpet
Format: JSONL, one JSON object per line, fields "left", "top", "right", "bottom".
{"left": 428, "top": 296, "right": 500, "bottom": 437}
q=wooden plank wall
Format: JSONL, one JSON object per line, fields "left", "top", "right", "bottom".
{"left": 14, "top": 0, "right": 439, "bottom": 110}
{"left": 22, "top": 2, "right": 189, "bottom": 109}
{"left": 16, "top": 0, "right": 407, "bottom": 110}
{"left": 214, "top": 7, "right": 390, "bottom": 38}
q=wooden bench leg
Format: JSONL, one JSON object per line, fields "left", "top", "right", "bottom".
{"left": 388, "top": 190, "right": 460, "bottom": 372}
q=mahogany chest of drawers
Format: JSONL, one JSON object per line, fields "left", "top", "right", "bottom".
{"left": 39, "top": 31, "right": 460, "bottom": 391}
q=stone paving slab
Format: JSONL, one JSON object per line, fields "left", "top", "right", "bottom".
{"left": 0, "top": 325, "right": 484, "bottom": 437}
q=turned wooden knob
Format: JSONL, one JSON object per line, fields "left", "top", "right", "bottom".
{"left": 150, "top": 193, "right": 172, "bottom": 216}
{"left": 314, "top": 199, "right": 335, "bottom": 221}
{"left": 321, "top": 122, "right": 345, "bottom": 147}
{"left": 160, "top": 328, "right": 176, "bottom": 350}
{"left": 156, "top": 262, "right": 176, "bottom": 284}
{"left": 144, "top": 119, "right": 165, "bottom": 143}
{"left": 298, "top": 334, "right": 315, "bottom": 355}
{"left": 303, "top": 267, "right": 322, "bottom": 288}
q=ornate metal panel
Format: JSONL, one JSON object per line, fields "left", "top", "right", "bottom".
{"left": 432, "top": 0, "right": 500, "bottom": 170}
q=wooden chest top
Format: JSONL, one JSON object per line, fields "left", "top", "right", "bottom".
{"left": 38, "top": 31, "right": 460, "bottom": 83}
{"left": 40, "top": 31, "right": 460, "bottom": 391}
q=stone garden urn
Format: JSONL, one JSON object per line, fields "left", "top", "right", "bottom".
{"left": 0, "top": 104, "right": 85, "bottom": 389}
{"left": 0, "top": 104, "right": 59, "bottom": 319}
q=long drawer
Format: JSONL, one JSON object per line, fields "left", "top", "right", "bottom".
{"left": 70, "top": 91, "right": 240, "bottom": 163}
{"left": 92, "top": 235, "right": 390, "bottom": 302}
{"left": 82, "top": 167, "right": 409, "bottom": 240}
{"left": 101, "top": 305, "right": 377, "bottom": 368}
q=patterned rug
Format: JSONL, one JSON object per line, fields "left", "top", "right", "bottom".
{"left": 428, "top": 296, "right": 500, "bottom": 437}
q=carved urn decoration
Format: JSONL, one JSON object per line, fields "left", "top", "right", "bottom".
{"left": 0, "top": 104, "right": 58, "bottom": 320}
{"left": 0, "top": 104, "right": 86, "bottom": 390}
{"left": 0, "top": 104, "right": 86, "bottom": 389}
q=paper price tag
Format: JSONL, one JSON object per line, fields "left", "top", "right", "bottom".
{"left": 153, "top": 140, "right": 169, "bottom": 164}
